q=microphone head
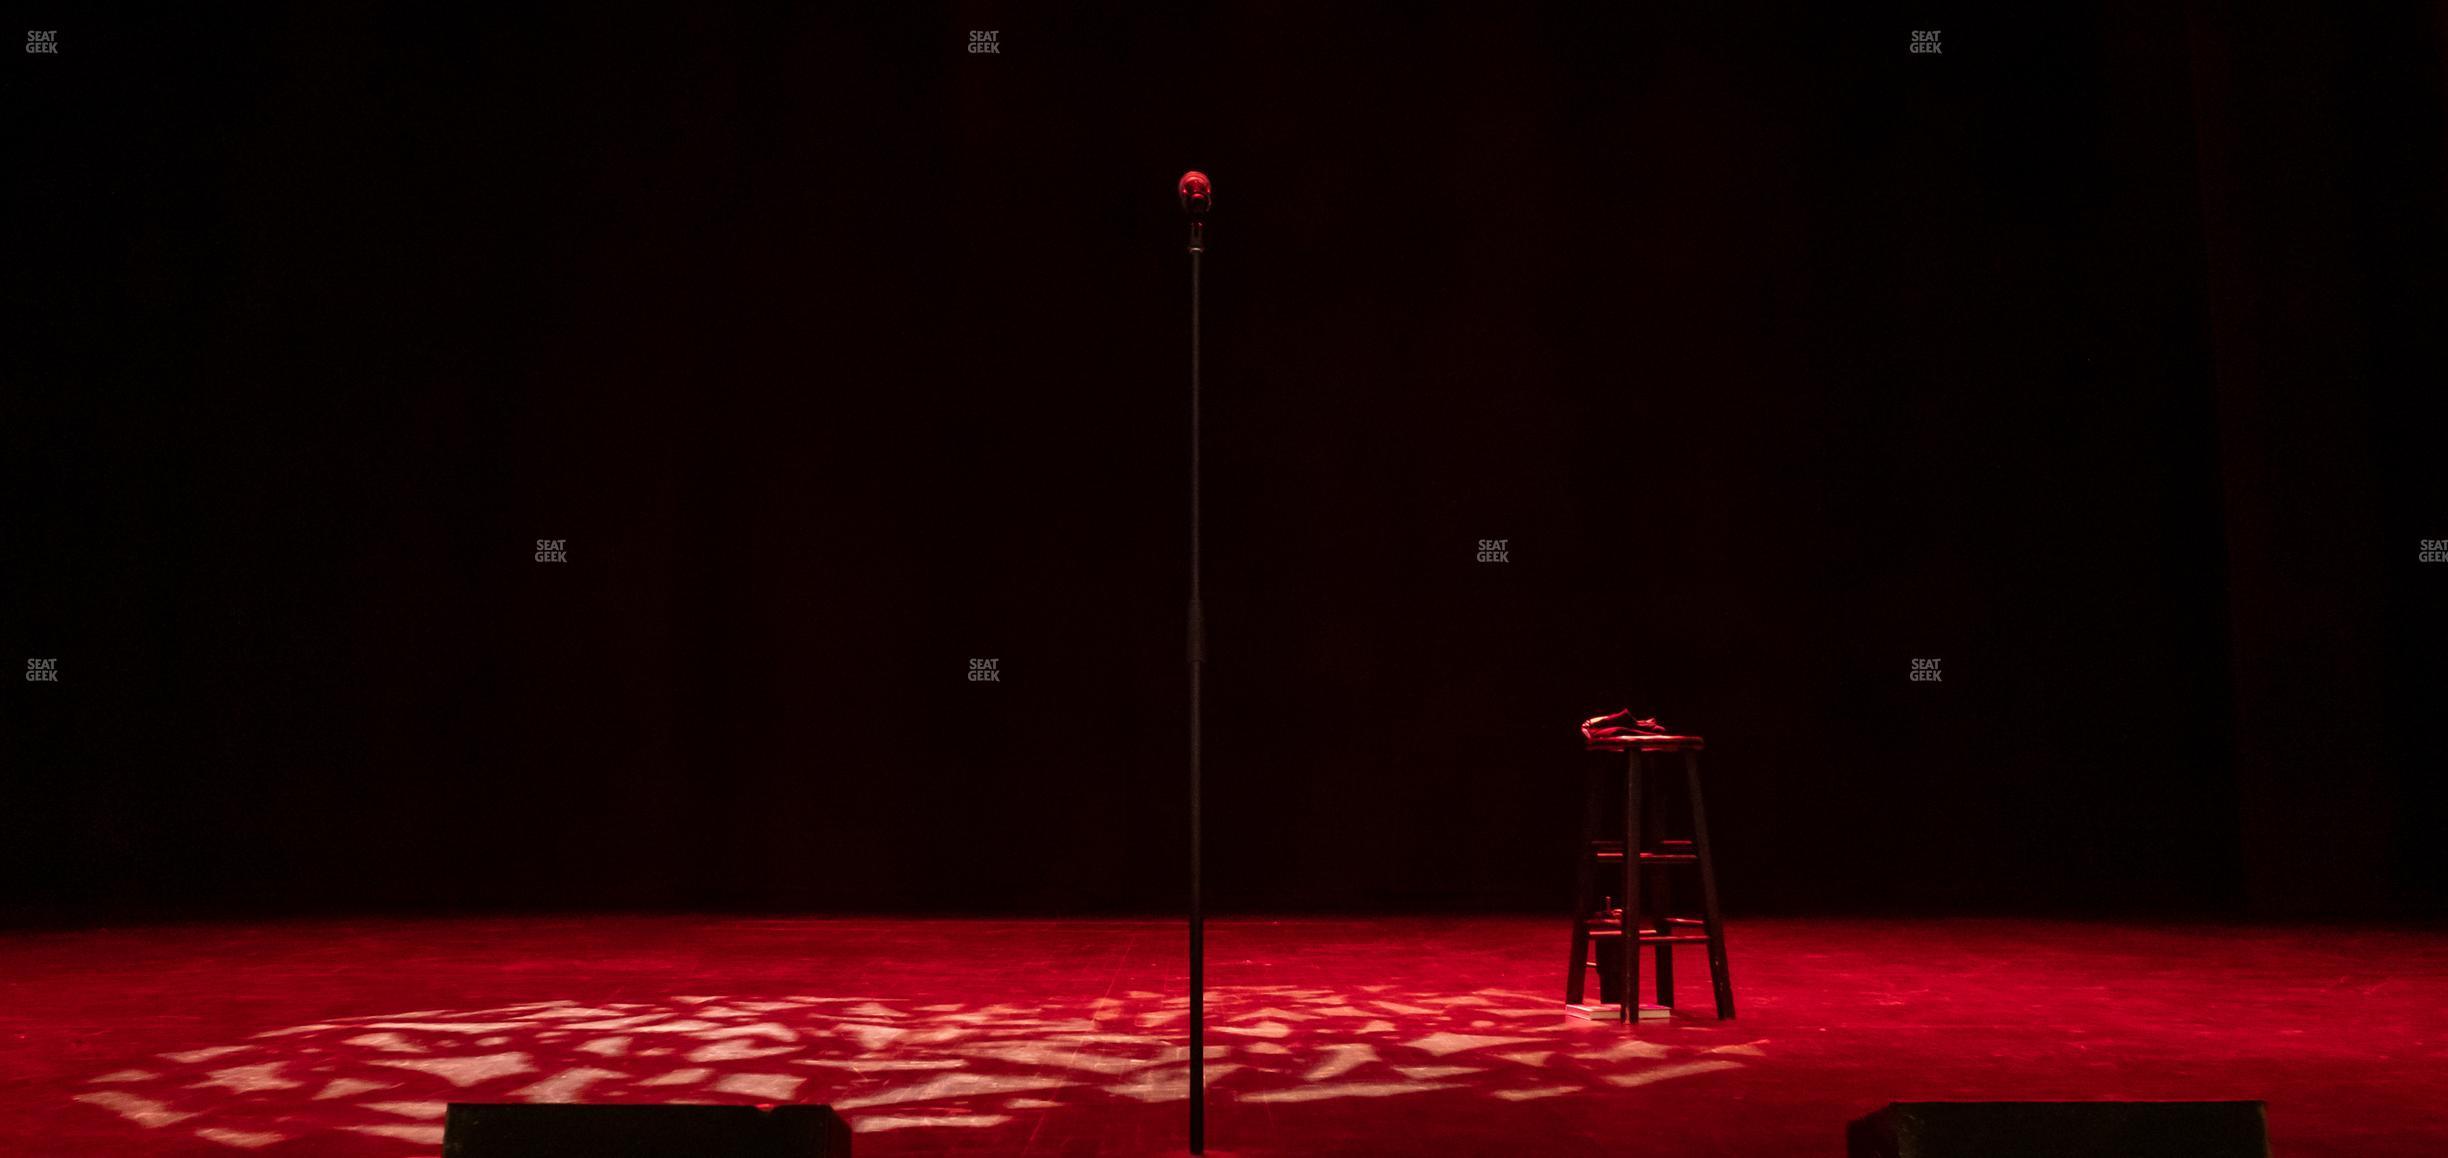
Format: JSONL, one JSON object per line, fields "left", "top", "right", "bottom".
{"left": 1177, "top": 170, "right": 1212, "bottom": 215}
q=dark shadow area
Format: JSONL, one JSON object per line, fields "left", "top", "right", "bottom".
{"left": 8, "top": 3, "right": 2442, "bottom": 923}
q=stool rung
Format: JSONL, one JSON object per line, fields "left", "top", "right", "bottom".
{"left": 1588, "top": 840, "right": 1699, "bottom": 865}
{"left": 1585, "top": 929, "right": 1713, "bottom": 944}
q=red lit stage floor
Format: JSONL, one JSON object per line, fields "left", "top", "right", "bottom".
{"left": 2, "top": 916, "right": 2442, "bottom": 1156}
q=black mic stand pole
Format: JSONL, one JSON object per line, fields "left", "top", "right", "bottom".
{"left": 1185, "top": 201, "right": 1208, "bottom": 1156}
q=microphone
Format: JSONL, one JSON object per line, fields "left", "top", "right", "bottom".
{"left": 1178, "top": 170, "right": 1212, "bottom": 215}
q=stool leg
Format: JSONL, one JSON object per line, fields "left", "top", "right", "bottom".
{"left": 1619, "top": 750, "right": 1643, "bottom": 1025}
{"left": 1683, "top": 749, "right": 1734, "bottom": 1019}
{"left": 1648, "top": 798, "right": 1675, "bottom": 1008}
{"left": 1566, "top": 765, "right": 1599, "bottom": 1005}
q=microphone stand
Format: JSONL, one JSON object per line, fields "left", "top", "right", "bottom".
{"left": 1185, "top": 209, "right": 1207, "bottom": 1156}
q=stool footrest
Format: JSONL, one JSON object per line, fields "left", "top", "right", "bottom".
{"left": 1589, "top": 840, "right": 1698, "bottom": 865}
{"left": 1585, "top": 931, "right": 1714, "bottom": 944}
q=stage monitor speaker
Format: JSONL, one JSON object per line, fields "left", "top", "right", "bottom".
{"left": 1848, "top": 1101, "right": 2268, "bottom": 1157}
{"left": 442, "top": 1103, "right": 852, "bottom": 1157}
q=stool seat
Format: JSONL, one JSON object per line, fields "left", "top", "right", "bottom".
{"left": 1584, "top": 734, "right": 1706, "bottom": 752}
{"left": 1579, "top": 709, "right": 1705, "bottom": 752}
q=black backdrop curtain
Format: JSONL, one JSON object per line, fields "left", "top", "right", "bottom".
{"left": 8, "top": 3, "right": 2442, "bottom": 922}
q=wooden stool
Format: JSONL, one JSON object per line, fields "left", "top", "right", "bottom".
{"left": 1565, "top": 727, "right": 1734, "bottom": 1022}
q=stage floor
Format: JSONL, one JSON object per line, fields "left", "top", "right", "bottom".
{"left": 1, "top": 915, "right": 2441, "bottom": 1155}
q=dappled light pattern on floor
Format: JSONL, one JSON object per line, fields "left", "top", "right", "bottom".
{"left": 13, "top": 916, "right": 2446, "bottom": 1155}
{"left": 70, "top": 985, "right": 1758, "bottom": 1152}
